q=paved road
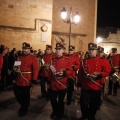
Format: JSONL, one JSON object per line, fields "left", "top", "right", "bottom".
{"left": 0, "top": 85, "right": 120, "bottom": 120}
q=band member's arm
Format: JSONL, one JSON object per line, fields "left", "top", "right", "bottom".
{"left": 72, "top": 55, "right": 80, "bottom": 71}
{"left": 32, "top": 56, "right": 39, "bottom": 80}
{"left": 101, "top": 59, "right": 111, "bottom": 77}
{"left": 77, "top": 61, "right": 83, "bottom": 87}
{"left": 65, "top": 59, "right": 73, "bottom": 76}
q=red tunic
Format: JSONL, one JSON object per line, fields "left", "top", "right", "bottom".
{"left": 48, "top": 56, "right": 73, "bottom": 91}
{"left": 40, "top": 53, "right": 55, "bottom": 77}
{"left": 66, "top": 53, "right": 80, "bottom": 79}
{"left": 100, "top": 57, "right": 112, "bottom": 84}
{"left": 109, "top": 54, "right": 120, "bottom": 74}
{"left": 0, "top": 55, "right": 3, "bottom": 81}
{"left": 15, "top": 54, "right": 39, "bottom": 86}
{"left": 78, "top": 57, "right": 111, "bottom": 90}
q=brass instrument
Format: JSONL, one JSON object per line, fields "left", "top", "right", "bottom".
{"left": 109, "top": 72, "right": 119, "bottom": 83}
{"left": 13, "top": 66, "right": 21, "bottom": 73}
{"left": 50, "top": 65, "right": 67, "bottom": 88}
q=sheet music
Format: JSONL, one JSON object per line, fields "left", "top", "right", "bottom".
{"left": 41, "top": 59, "right": 45, "bottom": 65}
{"left": 50, "top": 65, "right": 56, "bottom": 73}
{"left": 14, "top": 61, "right": 21, "bottom": 66}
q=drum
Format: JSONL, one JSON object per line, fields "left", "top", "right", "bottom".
{"left": 109, "top": 72, "right": 119, "bottom": 83}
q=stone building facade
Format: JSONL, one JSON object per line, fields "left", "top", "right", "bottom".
{"left": 0, "top": 0, "right": 97, "bottom": 52}
{"left": 97, "top": 30, "right": 120, "bottom": 54}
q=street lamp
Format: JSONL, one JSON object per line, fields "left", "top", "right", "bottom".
{"left": 61, "top": 7, "right": 80, "bottom": 47}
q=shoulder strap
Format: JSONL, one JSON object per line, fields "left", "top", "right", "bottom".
{"left": 109, "top": 57, "right": 113, "bottom": 68}
{"left": 81, "top": 58, "right": 87, "bottom": 74}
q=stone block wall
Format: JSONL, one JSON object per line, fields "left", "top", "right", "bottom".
{"left": 0, "top": 0, "right": 53, "bottom": 51}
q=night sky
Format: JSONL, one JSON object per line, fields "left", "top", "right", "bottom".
{"left": 97, "top": 0, "right": 120, "bottom": 28}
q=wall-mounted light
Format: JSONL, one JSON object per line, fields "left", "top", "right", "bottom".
{"left": 97, "top": 37, "right": 102, "bottom": 43}
{"left": 41, "top": 25, "right": 48, "bottom": 32}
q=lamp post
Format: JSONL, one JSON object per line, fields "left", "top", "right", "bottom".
{"left": 61, "top": 7, "right": 80, "bottom": 47}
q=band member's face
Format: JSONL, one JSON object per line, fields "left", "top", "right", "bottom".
{"left": 46, "top": 49, "right": 52, "bottom": 54}
{"left": 88, "top": 49, "right": 97, "bottom": 57}
{"left": 69, "top": 50, "right": 74, "bottom": 55}
{"left": 22, "top": 48, "right": 30, "bottom": 55}
{"left": 112, "top": 51, "right": 117, "bottom": 55}
{"left": 55, "top": 48, "right": 64, "bottom": 57}
{"left": 99, "top": 52, "right": 104, "bottom": 58}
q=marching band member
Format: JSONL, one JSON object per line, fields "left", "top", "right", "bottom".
{"left": 97, "top": 46, "right": 111, "bottom": 109}
{"left": 66, "top": 45, "right": 80, "bottom": 105}
{"left": 48, "top": 43, "right": 72, "bottom": 120}
{"left": 0, "top": 45, "right": 4, "bottom": 91}
{"left": 39, "top": 45, "right": 55, "bottom": 99}
{"left": 77, "top": 43, "right": 111, "bottom": 120}
{"left": 0, "top": 45, "right": 8, "bottom": 91}
{"left": 14, "top": 42, "right": 39, "bottom": 117}
{"left": 107, "top": 48, "right": 120, "bottom": 96}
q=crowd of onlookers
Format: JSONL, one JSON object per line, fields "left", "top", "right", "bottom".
{"left": 0, "top": 45, "right": 43, "bottom": 91}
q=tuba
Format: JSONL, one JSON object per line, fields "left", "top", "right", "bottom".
{"left": 109, "top": 72, "right": 119, "bottom": 83}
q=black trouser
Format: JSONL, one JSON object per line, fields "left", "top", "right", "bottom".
{"left": 67, "top": 78, "right": 74, "bottom": 102}
{"left": 80, "top": 89, "right": 101, "bottom": 120}
{"left": 0, "top": 72, "right": 7, "bottom": 90}
{"left": 14, "top": 85, "right": 31, "bottom": 112}
{"left": 108, "top": 79, "right": 118, "bottom": 94}
{"left": 49, "top": 89, "right": 67, "bottom": 118}
{"left": 8, "top": 71, "right": 16, "bottom": 85}
{"left": 40, "top": 76, "right": 48, "bottom": 97}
